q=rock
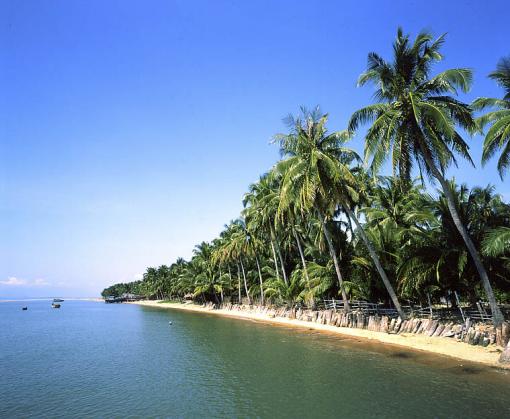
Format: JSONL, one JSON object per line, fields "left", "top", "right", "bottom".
{"left": 427, "top": 320, "right": 439, "bottom": 337}
{"left": 472, "top": 331, "right": 481, "bottom": 346}
{"left": 389, "top": 318, "right": 396, "bottom": 333}
{"left": 502, "top": 322, "right": 510, "bottom": 347}
{"left": 433, "top": 324, "right": 445, "bottom": 337}
{"left": 380, "top": 316, "right": 389, "bottom": 333}
{"left": 288, "top": 308, "right": 296, "bottom": 320}
{"left": 393, "top": 318, "right": 403, "bottom": 333}
{"left": 499, "top": 340, "right": 510, "bottom": 364}
{"left": 467, "top": 329, "right": 477, "bottom": 345}
{"left": 440, "top": 323, "right": 452, "bottom": 337}
{"left": 420, "top": 319, "right": 431, "bottom": 334}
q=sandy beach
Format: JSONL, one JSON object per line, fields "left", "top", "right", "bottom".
{"left": 130, "top": 300, "right": 507, "bottom": 369}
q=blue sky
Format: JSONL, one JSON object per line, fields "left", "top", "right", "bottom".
{"left": 1, "top": 0, "right": 508, "bottom": 298}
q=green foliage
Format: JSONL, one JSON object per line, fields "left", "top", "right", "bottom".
{"left": 102, "top": 29, "right": 510, "bottom": 308}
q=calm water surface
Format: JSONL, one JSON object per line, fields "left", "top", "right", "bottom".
{"left": 1, "top": 300, "right": 509, "bottom": 418}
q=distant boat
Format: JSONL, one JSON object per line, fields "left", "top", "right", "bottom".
{"left": 53, "top": 298, "right": 64, "bottom": 302}
{"left": 22, "top": 307, "right": 28, "bottom": 311}
{"left": 51, "top": 303, "right": 61, "bottom": 308}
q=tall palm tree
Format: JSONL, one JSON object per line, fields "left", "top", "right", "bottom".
{"left": 349, "top": 28, "right": 505, "bottom": 326}
{"left": 223, "top": 219, "right": 253, "bottom": 305}
{"left": 243, "top": 174, "right": 288, "bottom": 285}
{"left": 276, "top": 107, "right": 407, "bottom": 316}
{"left": 213, "top": 222, "right": 246, "bottom": 304}
{"left": 275, "top": 108, "right": 356, "bottom": 311}
{"left": 473, "top": 56, "right": 510, "bottom": 179}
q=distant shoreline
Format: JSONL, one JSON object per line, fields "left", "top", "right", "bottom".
{"left": 130, "top": 300, "right": 508, "bottom": 369}
{"left": 0, "top": 298, "right": 102, "bottom": 302}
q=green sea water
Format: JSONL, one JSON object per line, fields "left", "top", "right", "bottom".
{"left": 1, "top": 300, "right": 509, "bottom": 418}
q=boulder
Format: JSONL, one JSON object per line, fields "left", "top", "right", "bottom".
{"left": 433, "top": 323, "right": 445, "bottom": 337}
{"left": 380, "top": 316, "right": 389, "bottom": 333}
{"left": 499, "top": 339, "right": 510, "bottom": 364}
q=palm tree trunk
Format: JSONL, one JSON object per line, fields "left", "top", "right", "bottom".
{"left": 271, "top": 225, "right": 288, "bottom": 285}
{"left": 316, "top": 213, "right": 350, "bottom": 312}
{"left": 236, "top": 262, "right": 242, "bottom": 303}
{"left": 346, "top": 214, "right": 355, "bottom": 242}
{"left": 213, "top": 288, "right": 220, "bottom": 305}
{"left": 292, "top": 228, "right": 310, "bottom": 285}
{"left": 239, "top": 258, "right": 252, "bottom": 305}
{"left": 277, "top": 245, "right": 288, "bottom": 285}
{"left": 255, "top": 255, "right": 264, "bottom": 306}
{"left": 270, "top": 239, "right": 280, "bottom": 282}
{"left": 421, "top": 149, "right": 505, "bottom": 326}
{"left": 343, "top": 204, "right": 406, "bottom": 320}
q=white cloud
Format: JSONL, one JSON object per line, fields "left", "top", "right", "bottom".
{"left": 133, "top": 273, "right": 143, "bottom": 281}
{"left": 0, "top": 277, "right": 27, "bottom": 286}
{"left": 0, "top": 277, "right": 51, "bottom": 287}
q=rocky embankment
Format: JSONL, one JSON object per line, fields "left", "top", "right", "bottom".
{"left": 208, "top": 302, "right": 510, "bottom": 363}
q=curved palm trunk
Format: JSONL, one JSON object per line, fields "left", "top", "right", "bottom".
{"left": 277, "top": 245, "right": 288, "bottom": 285}
{"left": 239, "top": 258, "right": 252, "bottom": 305}
{"left": 292, "top": 228, "right": 310, "bottom": 285}
{"left": 271, "top": 225, "right": 288, "bottom": 285}
{"left": 255, "top": 255, "right": 264, "bottom": 306}
{"left": 317, "top": 213, "right": 350, "bottom": 312}
{"left": 343, "top": 204, "right": 406, "bottom": 320}
{"left": 421, "top": 149, "right": 505, "bottom": 326}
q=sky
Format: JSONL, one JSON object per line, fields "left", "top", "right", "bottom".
{"left": 1, "top": 0, "right": 509, "bottom": 298}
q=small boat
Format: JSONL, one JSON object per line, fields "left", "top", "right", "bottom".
{"left": 22, "top": 307, "right": 28, "bottom": 311}
{"left": 53, "top": 298, "right": 64, "bottom": 303}
{"left": 51, "top": 303, "right": 61, "bottom": 308}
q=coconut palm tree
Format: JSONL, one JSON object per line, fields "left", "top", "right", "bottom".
{"left": 275, "top": 107, "right": 357, "bottom": 311}
{"left": 276, "top": 107, "right": 407, "bottom": 316}
{"left": 243, "top": 174, "right": 288, "bottom": 285}
{"left": 349, "top": 28, "right": 505, "bottom": 326}
{"left": 483, "top": 228, "right": 510, "bottom": 257}
{"left": 213, "top": 222, "right": 246, "bottom": 303}
{"left": 473, "top": 56, "right": 510, "bottom": 179}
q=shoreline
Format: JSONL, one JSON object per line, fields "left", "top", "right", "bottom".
{"left": 130, "top": 300, "right": 508, "bottom": 369}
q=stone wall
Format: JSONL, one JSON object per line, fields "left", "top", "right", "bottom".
{"left": 209, "top": 303, "right": 510, "bottom": 358}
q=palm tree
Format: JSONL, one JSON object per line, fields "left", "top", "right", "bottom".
{"left": 244, "top": 175, "right": 287, "bottom": 286}
{"left": 276, "top": 107, "right": 407, "bottom": 316}
{"left": 483, "top": 228, "right": 510, "bottom": 257}
{"left": 213, "top": 222, "right": 245, "bottom": 304}
{"left": 349, "top": 28, "right": 505, "bottom": 326}
{"left": 223, "top": 220, "right": 253, "bottom": 305}
{"left": 473, "top": 56, "right": 510, "bottom": 179}
{"left": 275, "top": 108, "right": 357, "bottom": 311}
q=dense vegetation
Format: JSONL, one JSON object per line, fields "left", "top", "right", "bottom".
{"left": 102, "top": 29, "right": 510, "bottom": 325}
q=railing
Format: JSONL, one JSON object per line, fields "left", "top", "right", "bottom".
{"left": 322, "top": 298, "right": 502, "bottom": 323}
{"left": 323, "top": 299, "right": 389, "bottom": 316}
{"left": 323, "top": 299, "right": 436, "bottom": 319}
{"left": 463, "top": 302, "right": 493, "bottom": 322}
